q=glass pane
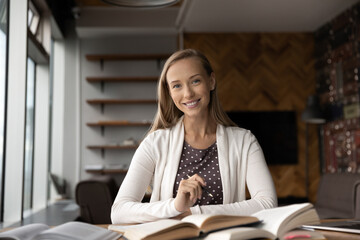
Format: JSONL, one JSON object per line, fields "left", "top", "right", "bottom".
{"left": 23, "top": 57, "right": 35, "bottom": 217}
{"left": 29, "top": 15, "right": 39, "bottom": 35}
{"left": 28, "top": 3, "right": 40, "bottom": 35}
{"left": 0, "top": 0, "right": 8, "bottom": 222}
{"left": 28, "top": 8, "right": 33, "bottom": 27}
{"left": 47, "top": 39, "right": 54, "bottom": 201}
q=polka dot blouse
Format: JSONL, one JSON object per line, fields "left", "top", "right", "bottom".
{"left": 173, "top": 141, "right": 223, "bottom": 205}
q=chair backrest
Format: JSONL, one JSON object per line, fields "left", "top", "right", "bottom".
{"left": 315, "top": 173, "right": 360, "bottom": 219}
{"left": 75, "top": 176, "right": 118, "bottom": 224}
{"left": 355, "top": 181, "right": 360, "bottom": 219}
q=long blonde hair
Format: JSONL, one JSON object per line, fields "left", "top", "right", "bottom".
{"left": 148, "top": 49, "right": 236, "bottom": 134}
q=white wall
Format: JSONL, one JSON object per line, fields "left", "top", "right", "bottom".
{"left": 32, "top": 64, "right": 50, "bottom": 211}
{"left": 62, "top": 24, "right": 81, "bottom": 199}
{"left": 48, "top": 21, "right": 80, "bottom": 201}
{"left": 50, "top": 40, "right": 65, "bottom": 200}
{"left": 79, "top": 35, "right": 177, "bottom": 183}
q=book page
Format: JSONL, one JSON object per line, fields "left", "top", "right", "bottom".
{"left": 252, "top": 203, "right": 315, "bottom": 236}
{"left": 181, "top": 214, "right": 214, "bottom": 228}
{"left": 203, "top": 227, "right": 275, "bottom": 240}
{"left": 108, "top": 223, "right": 143, "bottom": 233}
{"left": 0, "top": 223, "right": 49, "bottom": 240}
{"left": 182, "top": 214, "right": 259, "bottom": 233}
{"left": 109, "top": 220, "right": 184, "bottom": 234}
{"left": 34, "top": 222, "right": 120, "bottom": 240}
{"left": 113, "top": 219, "right": 199, "bottom": 240}
{"left": 277, "top": 208, "right": 320, "bottom": 236}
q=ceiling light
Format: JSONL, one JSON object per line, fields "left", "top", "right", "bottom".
{"left": 101, "top": 0, "right": 179, "bottom": 8}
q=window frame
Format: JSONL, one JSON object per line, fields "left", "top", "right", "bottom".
{"left": 0, "top": 0, "right": 9, "bottom": 223}
{"left": 22, "top": 56, "right": 37, "bottom": 219}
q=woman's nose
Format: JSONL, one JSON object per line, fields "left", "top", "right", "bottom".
{"left": 184, "top": 85, "right": 194, "bottom": 98}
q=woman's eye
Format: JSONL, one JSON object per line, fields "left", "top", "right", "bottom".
{"left": 192, "top": 79, "right": 200, "bottom": 84}
{"left": 173, "top": 84, "right": 181, "bottom": 89}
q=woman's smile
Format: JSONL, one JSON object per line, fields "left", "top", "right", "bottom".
{"left": 183, "top": 99, "right": 201, "bottom": 108}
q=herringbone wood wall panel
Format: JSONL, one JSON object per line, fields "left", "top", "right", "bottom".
{"left": 184, "top": 33, "right": 320, "bottom": 202}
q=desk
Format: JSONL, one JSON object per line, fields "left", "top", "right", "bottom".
{"left": 100, "top": 224, "right": 360, "bottom": 240}
{"left": 311, "top": 219, "right": 360, "bottom": 240}
{"left": 318, "top": 230, "right": 360, "bottom": 240}
{"left": 2, "top": 223, "right": 359, "bottom": 239}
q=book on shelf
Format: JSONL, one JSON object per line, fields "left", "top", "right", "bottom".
{"left": 84, "top": 164, "right": 104, "bottom": 171}
{"left": 105, "top": 164, "right": 129, "bottom": 170}
{"left": 108, "top": 203, "right": 320, "bottom": 240}
{"left": 0, "top": 221, "right": 121, "bottom": 240}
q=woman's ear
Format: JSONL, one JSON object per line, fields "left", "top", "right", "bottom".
{"left": 210, "top": 72, "right": 216, "bottom": 91}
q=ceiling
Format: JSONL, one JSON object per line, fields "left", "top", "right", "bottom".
{"left": 74, "top": 0, "right": 360, "bottom": 38}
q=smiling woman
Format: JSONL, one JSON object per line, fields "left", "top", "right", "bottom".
{"left": 111, "top": 49, "right": 277, "bottom": 224}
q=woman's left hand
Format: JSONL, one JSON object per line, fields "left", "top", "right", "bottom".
{"left": 174, "top": 174, "right": 206, "bottom": 212}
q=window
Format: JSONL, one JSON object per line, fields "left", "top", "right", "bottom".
{"left": 0, "top": 0, "right": 8, "bottom": 222}
{"left": 23, "top": 57, "right": 36, "bottom": 218}
{"left": 28, "top": 1, "right": 40, "bottom": 35}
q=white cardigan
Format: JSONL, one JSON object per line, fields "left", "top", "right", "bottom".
{"left": 111, "top": 118, "right": 277, "bottom": 224}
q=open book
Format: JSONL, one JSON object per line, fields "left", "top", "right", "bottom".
{"left": 109, "top": 203, "right": 320, "bottom": 240}
{"left": 0, "top": 221, "right": 121, "bottom": 240}
{"left": 108, "top": 214, "right": 259, "bottom": 240}
{"left": 204, "top": 203, "right": 321, "bottom": 240}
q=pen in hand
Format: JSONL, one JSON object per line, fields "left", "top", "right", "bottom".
{"left": 186, "top": 174, "right": 214, "bottom": 198}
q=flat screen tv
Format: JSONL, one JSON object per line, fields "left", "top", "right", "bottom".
{"left": 226, "top": 111, "right": 298, "bottom": 165}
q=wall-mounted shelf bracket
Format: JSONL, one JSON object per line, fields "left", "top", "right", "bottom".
{"left": 101, "top": 126, "right": 105, "bottom": 136}
{"left": 100, "top": 59, "right": 104, "bottom": 70}
{"left": 101, "top": 103, "right": 105, "bottom": 114}
{"left": 101, "top": 81, "right": 105, "bottom": 92}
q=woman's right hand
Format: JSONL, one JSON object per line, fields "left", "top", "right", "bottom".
{"left": 174, "top": 174, "right": 206, "bottom": 212}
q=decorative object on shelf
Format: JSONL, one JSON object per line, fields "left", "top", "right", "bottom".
{"left": 101, "top": 0, "right": 179, "bottom": 8}
{"left": 301, "top": 95, "right": 326, "bottom": 200}
{"left": 106, "top": 163, "right": 129, "bottom": 170}
{"left": 122, "top": 137, "right": 137, "bottom": 146}
{"left": 84, "top": 164, "right": 104, "bottom": 171}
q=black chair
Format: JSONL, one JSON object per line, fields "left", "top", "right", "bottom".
{"left": 75, "top": 175, "right": 118, "bottom": 224}
{"left": 315, "top": 173, "right": 360, "bottom": 219}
